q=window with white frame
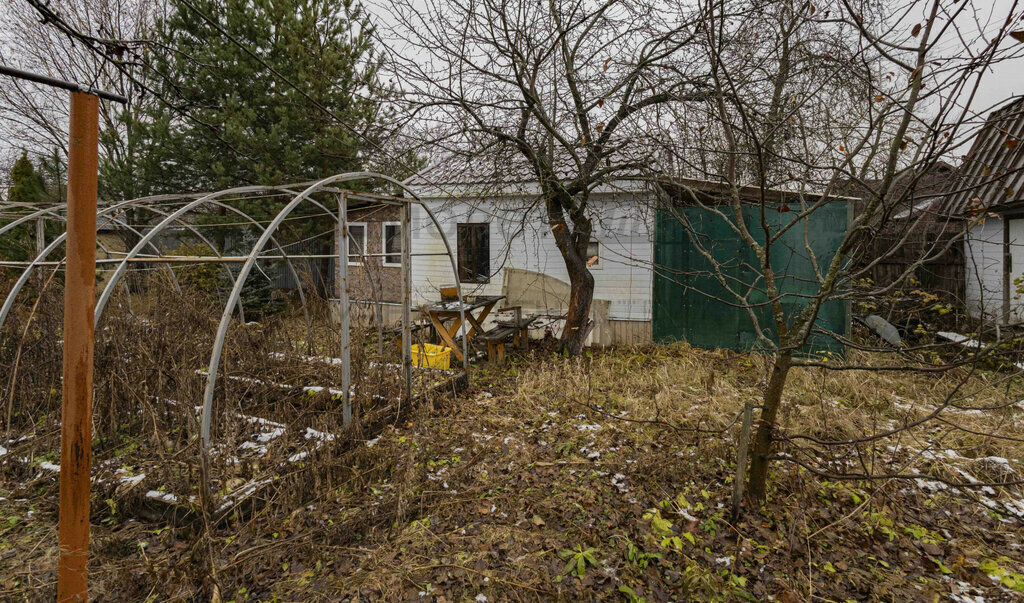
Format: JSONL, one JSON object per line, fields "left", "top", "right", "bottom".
{"left": 346, "top": 222, "right": 366, "bottom": 265}
{"left": 382, "top": 222, "right": 402, "bottom": 266}
{"left": 587, "top": 239, "right": 601, "bottom": 269}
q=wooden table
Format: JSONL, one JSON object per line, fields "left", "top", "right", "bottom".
{"left": 420, "top": 295, "right": 505, "bottom": 361}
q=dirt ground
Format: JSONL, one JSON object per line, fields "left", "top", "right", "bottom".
{"left": 2, "top": 344, "right": 1024, "bottom": 601}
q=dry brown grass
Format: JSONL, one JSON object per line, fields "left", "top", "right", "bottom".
{"left": 2, "top": 297, "right": 1024, "bottom": 600}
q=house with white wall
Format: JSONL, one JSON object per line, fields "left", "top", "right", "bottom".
{"left": 953, "top": 97, "right": 1024, "bottom": 324}
{"left": 333, "top": 163, "right": 852, "bottom": 349}
{"left": 406, "top": 178, "right": 656, "bottom": 345}
{"left": 399, "top": 173, "right": 851, "bottom": 349}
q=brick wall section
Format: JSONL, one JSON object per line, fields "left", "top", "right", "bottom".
{"left": 335, "top": 204, "right": 403, "bottom": 303}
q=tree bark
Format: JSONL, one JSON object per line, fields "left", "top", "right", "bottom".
{"left": 546, "top": 193, "right": 595, "bottom": 355}
{"left": 746, "top": 349, "right": 793, "bottom": 503}
{"left": 560, "top": 240, "right": 595, "bottom": 355}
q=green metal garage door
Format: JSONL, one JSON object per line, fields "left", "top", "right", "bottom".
{"left": 652, "top": 202, "right": 850, "bottom": 354}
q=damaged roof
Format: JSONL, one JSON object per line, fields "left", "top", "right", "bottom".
{"left": 944, "top": 97, "right": 1024, "bottom": 216}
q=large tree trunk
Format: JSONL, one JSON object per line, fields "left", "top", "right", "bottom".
{"left": 747, "top": 349, "right": 794, "bottom": 503}
{"left": 560, "top": 243, "right": 595, "bottom": 355}
{"left": 546, "top": 195, "right": 595, "bottom": 356}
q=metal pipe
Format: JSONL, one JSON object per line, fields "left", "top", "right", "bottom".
{"left": 199, "top": 173, "right": 441, "bottom": 454}
{"left": 0, "top": 63, "right": 128, "bottom": 104}
{"left": 338, "top": 193, "right": 352, "bottom": 426}
{"left": 401, "top": 199, "right": 413, "bottom": 405}
{"left": 415, "top": 203, "right": 471, "bottom": 372}
{"left": 201, "top": 176, "right": 385, "bottom": 454}
{"left": 1, "top": 255, "right": 341, "bottom": 266}
{"left": 57, "top": 91, "right": 98, "bottom": 602}
{"left": 92, "top": 189, "right": 312, "bottom": 328}
{"left": 0, "top": 204, "right": 186, "bottom": 334}
{"left": 192, "top": 173, "right": 471, "bottom": 506}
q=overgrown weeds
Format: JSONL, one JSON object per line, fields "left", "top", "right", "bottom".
{"left": 2, "top": 289, "right": 1024, "bottom": 600}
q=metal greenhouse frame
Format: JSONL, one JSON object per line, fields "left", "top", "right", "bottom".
{"left": 0, "top": 171, "right": 470, "bottom": 498}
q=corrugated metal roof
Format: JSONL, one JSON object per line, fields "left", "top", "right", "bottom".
{"left": 944, "top": 97, "right": 1024, "bottom": 216}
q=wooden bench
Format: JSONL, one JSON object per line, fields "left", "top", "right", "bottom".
{"left": 477, "top": 307, "right": 539, "bottom": 363}
{"left": 493, "top": 306, "right": 537, "bottom": 350}
{"left": 477, "top": 326, "right": 517, "bottom": 364}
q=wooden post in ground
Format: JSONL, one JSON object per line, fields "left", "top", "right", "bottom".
{"left": 731, "top": 401, "right": 754, "bottom": 520}
{"left": 58, "top": 91, "right": 99, "bottom": 603}
{"left": 337, "top": 193, "right": 352, "bottom": 427}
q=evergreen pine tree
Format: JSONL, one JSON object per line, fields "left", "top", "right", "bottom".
{"left": 1, "top": 151, "right": 48, "bottom": 261}
{"left": 8, "top": 151, "right": 46, "bottom": 206}
{"left": 132, "top": 0, "right": 384, "bottom": 198}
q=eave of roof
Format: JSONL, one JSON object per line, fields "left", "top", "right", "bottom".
{"left": 943, "top": 97, "right": 1024, "bottom": 216}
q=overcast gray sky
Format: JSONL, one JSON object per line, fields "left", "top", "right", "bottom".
{"left": 0, "top": 0, "right": 1021, "bottom": 180}
{"left": 937, "top": 0, "right": 1023, "bottom": 115}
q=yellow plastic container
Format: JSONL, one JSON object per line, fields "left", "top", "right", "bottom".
{"left": 411, "top": 343, "right": 452, "bottom": 370}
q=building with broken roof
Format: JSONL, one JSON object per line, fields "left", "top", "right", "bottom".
{"left": 951, "top": 97, "right": 1024, "bottom": 323}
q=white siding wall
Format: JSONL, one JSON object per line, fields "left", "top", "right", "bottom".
{"left": 964, "top": 217, "right": 1004, "bottom": 321}
{"left": 1009, "top": 219, "right": 1024, "bottom": 323}
{"left": 409, "top": 191, "right": 654, "bottom": 322}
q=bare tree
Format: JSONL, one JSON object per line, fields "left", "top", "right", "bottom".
{"left": 652, "top": 0, "right": 1024, "bottom": 504}
{"left": 0, "top": 0, "right": 162, "bottom": 200}
{"left": 383, "top": 0, "right": 712, "bottom": 353}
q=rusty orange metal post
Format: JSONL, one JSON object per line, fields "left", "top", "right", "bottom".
{"left": 58, "top": 91, "right": 99, "bottom": 602}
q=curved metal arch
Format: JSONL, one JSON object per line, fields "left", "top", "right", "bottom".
{"left": 199, "top": 172, "right": 470, "bottom": 451}
{"left": 145, "top": 196, "right": 320, "bottom": 325}
{"left": 0, "top": 204, "right": 131, "bottom": 271}
{"left": 109, "top": 196, "right": 312, "bottom": 328}
{"left": 145, "top": 195, "right": 321, "bottom": 325}
{"left": 0, "top": 193, "right": 199, "bottom": 238}
{"left": 201, "top": 195, "right": 313, "bottom": 330}
{"left": 0, "top": 204, "right": 62, "bottom": 237}
{"left": 0, "top": 204, "right": 147, "bottom": 275}
{"left": 0, "top": 202, "right": 191, "bottom": 333}
{"left": 93, "top": 187, "right": 312, "bottom": 328}
{"left": 126, "top": 201, "right": 242, "bottom": 319}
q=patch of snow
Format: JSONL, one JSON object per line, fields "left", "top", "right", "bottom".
{"left": 39, "top": 461, "right": 60, "bottom": 472}
{"left": 269, "top": 351, "right": 343, "bottom": 366}
{"left": 255, "top": 427, "right": 285, "bottom": 443}
{"left": 117, "top": 472, "right": 146, "bottom": 487}
{"left": 146, "top": 490, "right": 178, "bottom": 504}
{"left": 239, "top": 441, "right": 268, "bottom": 455}
{"left": 978, "top": 456, "right": 1014, "bottom": 471}
{"left": 196, "top": 370, "right": 347, "bottom": 397}
{"left": 304, "top": 427, "right": 335, "bottom": 442}
{"left": 216, "top": 478, "right": 274, "bottom": 513}
{"left": 238, "top": 413, "right": 285, "bottom": 429}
